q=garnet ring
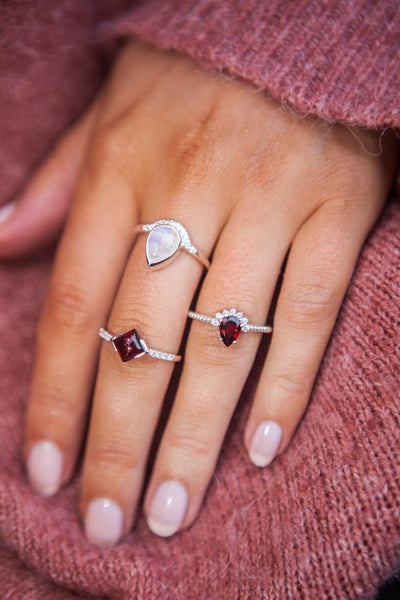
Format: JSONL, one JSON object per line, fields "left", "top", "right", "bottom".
{"left": 188, "top": 309, "right": 272, "bottom": 347}
{"left": 134, "top": 219, "right": 210, "bottom": 270}
{"left": 99, "top": 328, "right": 182, "bottom": 363}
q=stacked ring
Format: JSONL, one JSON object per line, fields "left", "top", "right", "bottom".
{"left": 134, "top": 219, "right": 210, "bottom": 270}
{"left": 101, "top": 221, "right": 271, "bottom": 363}
{"left": 99, "top": 328, "right": 181, "bottom": 363}
{"left": 188, "top": 308, "right": 272, "bottom": 346}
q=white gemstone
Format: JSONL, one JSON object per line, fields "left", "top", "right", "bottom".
{"left": 216, "top": 313, "right": 223, "bottom": 320}
{"left": 146, "top": 225, "right": 181, "bottom": 267}
{"left": 222, "top": 309, "right": 229, "bottom": 316}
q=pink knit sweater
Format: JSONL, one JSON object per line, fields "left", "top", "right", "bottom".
{"left": 0, "top": 1, "right": 399, "bottom": 599}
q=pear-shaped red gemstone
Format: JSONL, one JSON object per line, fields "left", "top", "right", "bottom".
{"left": 113, "top": 329, "right": 146, "bottom": 362}
{"left": 219, "top": 316, "right": 241, "bottom": 346}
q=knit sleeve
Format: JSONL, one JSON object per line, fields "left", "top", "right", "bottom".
{"left": 104, "top": 0, "right": 400, "bottom": 129}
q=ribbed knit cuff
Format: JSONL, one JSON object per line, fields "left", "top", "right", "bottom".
{"left": 104, "top": 0, "right": 400, "bottom": 129}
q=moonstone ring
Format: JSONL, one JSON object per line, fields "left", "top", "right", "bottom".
{"left": 188, "top": 308, "right": 272, "bottom": 347}
{"left": 99, "top": 328, "right": 182, "bottom": 362}
{"left": 134, "top": 219, "right": 210, "bottom": 270}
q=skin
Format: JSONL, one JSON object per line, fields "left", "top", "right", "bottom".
{"left": 1, "top": 41, "right": 398, "bottom": 543}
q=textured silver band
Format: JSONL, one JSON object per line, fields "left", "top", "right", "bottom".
{"left": 134, "top": 219, "right": 210, "bottom": 270}
{"left": 99, "top": 328, "right": 181, "bottom": 362}
{"left": 188, "top": 309, "right": 272, "bottom": 334}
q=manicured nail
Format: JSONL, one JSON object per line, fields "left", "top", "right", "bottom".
{"left": 27, "top": 440, "right": 63, "bottom": 496}
{"left": 84, "top": 498, "right": 124, "bottom": 547}
{"left": 147, "top": 481, "right": 188, "bottom": 537}
{"left": 249, "top": 421, "right": 282, "bottom": 467}
{"left": 0, "top": 202, "right": 15, "bottom": 225}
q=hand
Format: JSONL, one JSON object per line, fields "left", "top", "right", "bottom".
{"left": 19, "top": 41, "right": 398, "bottom": 545}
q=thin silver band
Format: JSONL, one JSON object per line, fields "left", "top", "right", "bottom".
{"left": 134, "top": 219, "right": 210, "bottom": 270}
{"left": 99, "top": 328, "right": 181, "bottom": 362}
{"left": 188, "top": 310, "right": 272, "bottom": 334}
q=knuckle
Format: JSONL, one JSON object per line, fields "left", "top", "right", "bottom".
{"left": 92, "top": 124, "right": 121, "bottom": 164}
{"left": 267, "top": 369, "right": 308, "bottom": 401}
{"left": 41, "top": 278, "right": 94, "bottom": 335}
{"left": 279, "top": 279, "right": 339, "bottom": 327}
{"left": 188, "top": 322, "right": 249, "bottom": 371}
{"left": 241, "top": 145, "right": 272, "bottom": 192}
{"left": 167, "top": 428, "right": 213, "bottom": 460}
{"left": 168, "top": 107, "right": 220, "bottom": 187}
{"left": 86, "top": 123, "right": 128, "bottom": 181}
{"left": 111, "top": 303, "right": 173, "bottom": 351}
{"left": 29, "top": 382, "right": 79, "bottom": 424}
{"left": 89, "top": 439, "right": 139, "bottom": 475}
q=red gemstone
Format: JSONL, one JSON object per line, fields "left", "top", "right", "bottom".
{"left": 112, "top": 329, "right": 146, "bottom": 362}
{"left": 219, "top": 316, "right": 241, "bottom": 346}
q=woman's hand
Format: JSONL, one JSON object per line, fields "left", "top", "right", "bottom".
{"left": 17, "top": 41, "right": 398, "bottom": 545}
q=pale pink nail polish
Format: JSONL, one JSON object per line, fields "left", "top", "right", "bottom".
{"left": 84, "top": 498, "right": 124, "bottom": 547}
{"left": 0, "top": 202, "right": 15, "bottom": 225}
{"left": 27, "top": 441, "right": 63, "bottom": 496}
{"left": 147, "top": 481, "right": 188, "bottom": 537}
{"left": 249, "top": 421, "right": 282, "bottom": 467}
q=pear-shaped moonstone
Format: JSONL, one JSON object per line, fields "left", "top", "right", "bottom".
{"left": 145, "top": 225, "right": 181, "bottom": 267}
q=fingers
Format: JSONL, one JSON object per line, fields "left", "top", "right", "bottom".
{"left": 80, "top": 206, "right": 221, "bottom": 546}
{"left": 245, "top": 197, "right": 383, "bottom": 467}
{"left": 142, "top": 204, "right": 296, "bottom": 536}
{"left": 24, "top": 133, "right": 137, "bottom": 496}
{"left": 0, "top": 102, "right": 98, "bottom": 258}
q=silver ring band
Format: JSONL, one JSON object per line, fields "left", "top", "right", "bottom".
{"left": 188, "top": 308, "right": 272, "bottom": 346}
{"left": 134, "top": 219, "right": 210, "bottom": 270}
{"left": 99, "top": 328, "right": 181, "bottom": 363}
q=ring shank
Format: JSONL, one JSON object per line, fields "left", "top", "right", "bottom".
{"left": 99, "top": 328, "right": 181, "bottom": 362}
{"left": 188, "top": 311, "right": 272, "bottom": 333}
{"left": 134, "top": 222, "right": 210, "bottom": 270}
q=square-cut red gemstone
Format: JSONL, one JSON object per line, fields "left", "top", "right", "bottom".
{"left": 112, "top": 329, "right": 146, "bottom": 362}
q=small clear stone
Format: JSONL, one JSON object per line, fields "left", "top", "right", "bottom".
{"left": 242, "top": 325, "right": 250, "bottom": 332}
{"left": 222, "top": 309, "right": 229, "bottom": 316}
{"left": 212, "top": 319, "right": 219, "bottom": 326}
{"left": 241, "top": 317, "right": 248, "bottom": 325}
{"left": 216, "top": 313, "right": 223, "bottom": 320}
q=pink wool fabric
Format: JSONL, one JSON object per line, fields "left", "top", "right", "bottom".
{"left": 0, "top": 1, "right": 399, "bottom": 599}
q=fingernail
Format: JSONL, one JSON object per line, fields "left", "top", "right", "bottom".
{"left": 27, "top": 440, "right": 63, "bottom": 496}
{"left": 0, "top": 202, "right": 15, "bottom": 225}
{"left": 84, "top": 498, "right": 124, "bottom": 547}
{"left": 249, "top": 421, "right": 282, "bottom": 467}
{"left": 147, "top": 481, "right": 188, "bottom": 537}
